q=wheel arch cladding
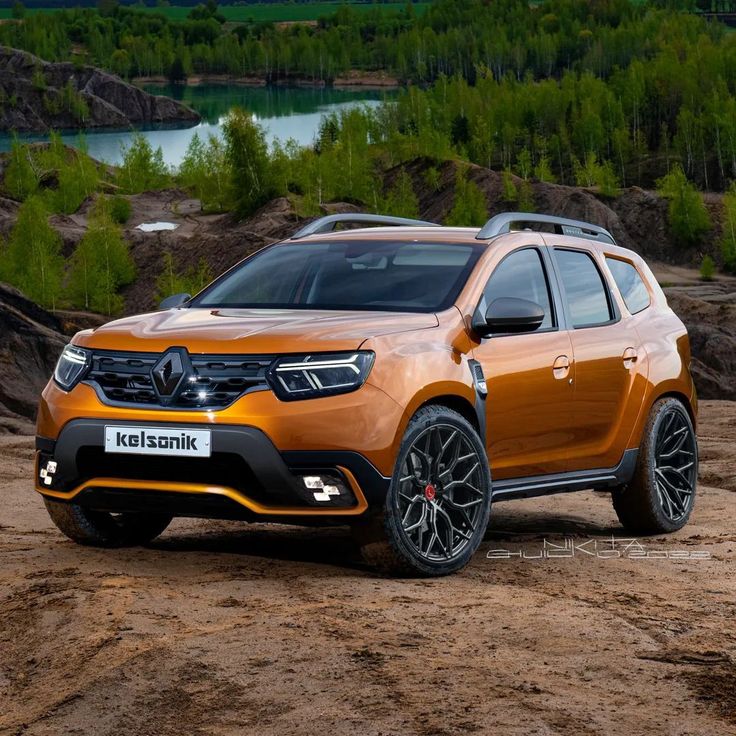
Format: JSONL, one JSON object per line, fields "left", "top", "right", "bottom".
{"left": 652, "top": 389, "right": 697, "bottom": 427}
{"left": 416, "top": 394, "right": 482, "bottom": 436}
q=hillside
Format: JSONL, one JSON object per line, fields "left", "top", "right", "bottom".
{"left": 0, "top": 47, "right": 200, "bottom": 132}
{"left": 1, "top": 158, "right": 734, "bottom": 432}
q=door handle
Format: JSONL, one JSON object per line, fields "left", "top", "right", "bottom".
{"left": 623, "top": 347, "right": 638, "bottom": 367}
{"left": 553, "top": 355, "right": 570, "bottom": 380}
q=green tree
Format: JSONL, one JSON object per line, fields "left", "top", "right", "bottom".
{"left": 117, "top": 134, "right": 169, "bottom": 194}
{"left": 179, "top": 132, "right": 230, "bottom": 212}
{"left": 11, "top": 1, "right": 25, "bottom": 20}
{"left": 501, "top": 168, "right": 518, "bottom": 202}
{"left": 156, "top": 251, "right": 212, "bottom": 302}
{"left": 67, "top": 198, "right": 135, "bottom": 314}
{"left": 380, "top": 171, "right": 419, "bottom": 219}
{"left": 656, "top": 164, "right": 711, "bottom": 248}
{"left": 1, "top": 196, "right": 63, "bottom": 309}
{"left": 4, "top": 139, "right": 40, "bottom": 201}
{"left": 534, "top": 154, "right": 556, "bottom": 183}
{"left": 720, "top": 182, "right": 736, "bottom": 274}
{"left": 445, "top": 168, "right": 487, "bottom": 227}
{"left": 222, "top": 108, "right": 278, "bottom": 218}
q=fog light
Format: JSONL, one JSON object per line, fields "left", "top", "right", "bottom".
{"left": 298, "top": 473, "right": 355, "bottom": 506}
{"left": 39, "top": 458, "right": 58, "bottom": 486}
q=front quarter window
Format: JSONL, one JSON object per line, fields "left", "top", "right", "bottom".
{"left": 192, "top": 240, "right": 481, "bottom": 313}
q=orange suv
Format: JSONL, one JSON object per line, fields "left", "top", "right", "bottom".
{"left": 36, "top": 212, "right": 698, "bottom": 576}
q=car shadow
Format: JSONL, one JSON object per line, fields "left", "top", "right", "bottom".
{"left": 148, "top": 522, "right": 369, "bottom": 574}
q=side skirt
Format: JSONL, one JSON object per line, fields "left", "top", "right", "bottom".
{"left": 491, "top": 449, "right": 638, "bottom": 502}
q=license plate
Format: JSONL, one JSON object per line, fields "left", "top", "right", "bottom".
{"left": 104, "top": 426, "right": 211, "bottom": 458}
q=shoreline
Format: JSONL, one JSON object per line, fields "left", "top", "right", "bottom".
{"left": 133, "top": 71, "right": 403, "bottom": 90}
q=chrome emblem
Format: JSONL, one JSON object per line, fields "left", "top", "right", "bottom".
{"left": 152, "top": 350, "right": 187, "bottom": 397}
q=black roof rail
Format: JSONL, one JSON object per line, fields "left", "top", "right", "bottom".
{"left": 290, "top": 213, "right": 440, "bottom": 240}
{"left": 476, "top": 212, "right": 616, "bottom": 245}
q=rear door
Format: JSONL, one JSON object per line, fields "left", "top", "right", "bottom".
{"left": 473, "top": 245, "right": 574, "bottom": 480}
{"left": 549, "top": 245, "right": 647, "bottom": 471}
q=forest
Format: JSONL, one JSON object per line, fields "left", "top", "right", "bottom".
{"left": 2, "top": 0, "right": 736, "bottom": 312}
{"left": 2, "top": 0, "right": 736, "bottom": 191}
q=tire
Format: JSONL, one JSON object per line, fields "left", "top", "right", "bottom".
{"left": 612, "top": 397, "right": 698, "bottom": 535}
{"left": 354, "top": 405, "right": 492, "bottom": 577}
{"left": 44, "top": 498, "right": 172, "bottom": 547}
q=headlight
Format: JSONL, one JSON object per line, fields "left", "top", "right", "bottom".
{"left": 267, "top": 351, "right": 374, "bottom": 401}
{"left": 53, "top": 344, "right": 91, "bottom": 390}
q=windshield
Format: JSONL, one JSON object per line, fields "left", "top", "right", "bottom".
{"left": 192, "top": 240, "right": 482, "bottom": 313}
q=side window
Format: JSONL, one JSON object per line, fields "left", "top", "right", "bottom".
{"left": 484, "top": 248, "right": 555, "bottom": 330}
{"left": 605, "top": 257, "right": 651, "bottom": 314}
{"left": 555, "top": 249, "right": 613, "bottom": 328}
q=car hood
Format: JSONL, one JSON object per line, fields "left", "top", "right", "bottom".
{"left": 73, "top": 308, "right": 439, "bottom": 354}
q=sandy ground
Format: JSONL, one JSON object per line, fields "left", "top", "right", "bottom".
{"left": 0, "top": 402, "right": 734, "bottom": 736}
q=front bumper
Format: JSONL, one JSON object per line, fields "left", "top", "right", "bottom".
{"left": 35, "top": 418, "right": 390, "bottom": 522}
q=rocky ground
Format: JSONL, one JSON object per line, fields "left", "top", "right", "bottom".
{"left": 0, "top": 400, "right": 734, "bottom": 735}
{"left": 0, "top": 47, "right": 200, "bottom": 132}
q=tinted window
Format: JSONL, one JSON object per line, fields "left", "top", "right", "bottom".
{"left": 555, "top": 249, "right": 612, "bottom": 328}
{"left": 484, "top": 248, "right": 554, "bottom": 330}
{"left": 193, "top": 240, "right": 482, "bottom": 313}
{"left": 606, "top": 257, "right": 650, "bottom": 314}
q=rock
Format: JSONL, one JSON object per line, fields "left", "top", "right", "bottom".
{"left": 0, "top": 282, "right": 66, "bottom": 433}
{"left": 664, "top": 286, "right": 736, "bottom": 401}
{"left": 0, "top": 46, "right": 200, "bottom": 132}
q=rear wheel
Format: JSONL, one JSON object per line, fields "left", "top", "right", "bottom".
{"left": 44, "top": 498, "right": 172, "bottom": 547}
{"left": 612, "top": 397, "right": 697, "bottom": 534}
{"left": 354, "top": 405, "right": 492, "bottom": 577}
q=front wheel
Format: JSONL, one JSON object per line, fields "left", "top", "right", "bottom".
{"left": 44, "top": 498, "right": 173, "bottom": 547}
{"left": 612, "top": 397, "right": 698, "bottom": 535}
{"left": 354, "top": 405, "right": 492, "bottom": 577}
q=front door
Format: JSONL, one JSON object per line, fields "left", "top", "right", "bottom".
{"left": 473, "top": 247, "right": 574, "bottom": 481}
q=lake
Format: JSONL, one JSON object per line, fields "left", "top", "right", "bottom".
{"left": 0, "top": 84, "right": 395, "bottom": 168}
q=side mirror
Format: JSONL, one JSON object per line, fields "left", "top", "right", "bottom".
{"left": 159, "top": 292, "right": 191, "bottom": 310}
{"left": 474, "top": 297, "right": 545, "bottom": 337}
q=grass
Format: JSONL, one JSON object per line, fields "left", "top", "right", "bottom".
{"left": 0, "top": 2, "right": 431, "bottom": 23}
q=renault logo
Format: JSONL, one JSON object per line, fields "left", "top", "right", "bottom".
{"left": 152, "top": 349, "right": 188, "bottom": 398}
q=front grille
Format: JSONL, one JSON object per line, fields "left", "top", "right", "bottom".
{"left": 85, "top": 349, "right": 274, "bottom": 409}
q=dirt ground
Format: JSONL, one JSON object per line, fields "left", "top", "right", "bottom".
{"left": 1, "top": 401, "right": 734, "bottom": 736}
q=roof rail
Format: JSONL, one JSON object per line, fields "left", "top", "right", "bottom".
{"left": 476, "top": 212, "right": 616, "bottom": 245}
{"left": 291, "top": 213, "right": 439, "bottom": 240}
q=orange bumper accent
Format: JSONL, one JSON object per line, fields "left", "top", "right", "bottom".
{"left": 35, "top": 464, "right": 368, "bottom": 517}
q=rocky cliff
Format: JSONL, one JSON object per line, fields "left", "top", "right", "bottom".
{"left": 0, "top": 47, "right": 200, "bottom": 132}
{"left": 0, "top": 283, "right": 66, "bottom": 433}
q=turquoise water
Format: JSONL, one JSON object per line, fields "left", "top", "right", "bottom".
{"left": 0, "top": 84, "right": 394, "bottom": 167}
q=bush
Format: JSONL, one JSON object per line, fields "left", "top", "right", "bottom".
{"left": 108, "top": 195, "right": 132, "bottom": 224}
{"left": 656, "top": 164, "right": 710, "bottom": 248}
{"left": 700, "top": 255, "right": 715, "bottom": 281}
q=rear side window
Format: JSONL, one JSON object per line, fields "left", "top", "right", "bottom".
{"left": 484, "top": 248, "right": 555, "bottom": 330}
{"left": 555, "top": 249, "right": 613, "bottom": 328}
{"left": 606, "top": 257, "right": 650, "bottom": 314}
